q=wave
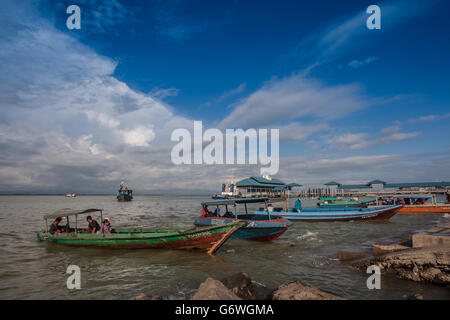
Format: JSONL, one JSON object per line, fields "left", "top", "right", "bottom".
{"left": 296, "top": 231, "right": 319, "bottom": 241}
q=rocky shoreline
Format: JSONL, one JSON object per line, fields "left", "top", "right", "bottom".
{"left": 132, "top": 272, "right": 346, "bottom": 300}
{"left": 344, "top": 221, "right": 450, "bottom": 286}
{"left": 133, "top": 220, "right": 450, "bottom": 300}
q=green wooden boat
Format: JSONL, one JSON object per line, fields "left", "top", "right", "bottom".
{"left": 37, "top": 209, "right": 245, "bottom": 254}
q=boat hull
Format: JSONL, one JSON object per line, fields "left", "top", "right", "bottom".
{"left": 194, "top": 214, "right": 290, "bottom": 241}
{"left": 37, "top": 221, "right": 245, "bottom": 254}
{"left": 117, "top": 194, "right": 133, "bottom": 201}
{"left": 253, "top": 205, "right": 402, "bottom": 222}
{"left": 398, "top": 205, "right": 450, "bottom": 213}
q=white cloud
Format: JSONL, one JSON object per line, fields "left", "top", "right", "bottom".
{"left": 220, "top": 73, "right": 368, "bottom": 128}
{"left": 149, "top": 86, "right": 180, "bottom": 100}
{"left": 85, "top": 111, "right": 120, "bottom": 128}
{"left": 276, "top": 151, "right": 450, "bottom": 186}
{"left": 120, "top": 126, "right": 156, "bottom": 147}
{"left": 348, "top": 56, "right": 379, "bottom": 69}
{"left": 280, "top": 1, "right": 436, "bottom": 69}
{"left": 408, "top": 113, "right": 450, "bottom": 123}
{"left": 324, "top": 126, "right": 422, "bottom": 150}
{"left": 279, "top": 122, "right": 329, "bottom": 142}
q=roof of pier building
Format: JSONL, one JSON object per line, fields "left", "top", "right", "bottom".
{"left": 236, "top": 177, "right": 302, "bottom": 190}
{"left": 367, "top": 179, "right": 386, "bottom": 186}
{"left": 324, "top": 181, "right": 341, "bottom": 186}
{"left": 323, "top": 180, "right": 450, "bottom": 189}
{"left": 384, "top": 181, "right": 450, "bottom": 188}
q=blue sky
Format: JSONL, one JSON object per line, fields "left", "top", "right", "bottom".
{"left": 0, "top": 0, "right": 449, "bottom": 193}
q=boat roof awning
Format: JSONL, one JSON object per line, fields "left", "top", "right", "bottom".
{"left": 43, "top": 208, "right": 103, "bottom": 220}
{"left": 202, "top": 197, "right": 270, "bottom": 206}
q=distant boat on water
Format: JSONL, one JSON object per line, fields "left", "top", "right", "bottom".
{"left": 117, "top": 181, "right": 133, "bottom": 202}
{"left": 317, "top": 197, "right": 375, "bottom": 208}
{"left": 64, "top": 193, "right": 76, "bottom": 198}
{"left": 212, "top": 182, "right": 241, "bottom": 199}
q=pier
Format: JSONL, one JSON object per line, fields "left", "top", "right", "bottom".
{"left": 234, "top": 177, "right": 450, "bottom": 201}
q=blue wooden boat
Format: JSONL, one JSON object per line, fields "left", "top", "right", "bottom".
{"left": 194, "top": 197, "right": 292, "bottom": 241}
{"left": 252, "top": 204, "right": 402, "bottom": 222}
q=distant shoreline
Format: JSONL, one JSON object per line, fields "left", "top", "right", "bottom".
{"left": 0, "top": 193, "right": 213, "bottom": 196}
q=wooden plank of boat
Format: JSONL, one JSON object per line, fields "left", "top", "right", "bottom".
{"left": 37, "top": 221, "right": 246, "bottom": 254}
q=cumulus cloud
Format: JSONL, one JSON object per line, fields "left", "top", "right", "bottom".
{"left": 0, "top": 0, "right": 196, "bottom": 192}
{"left": 120, "top": 126, "right": 156, "bottom": 147}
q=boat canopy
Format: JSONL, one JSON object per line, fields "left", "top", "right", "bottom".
{"left": 318, "top": 197, "right": 340, "bottom": 201}
{"left": 43, "top": 208, "right": 103, "bottom": 220}
{"left": 202, "top": 197, "right": 270, "bottom": 206}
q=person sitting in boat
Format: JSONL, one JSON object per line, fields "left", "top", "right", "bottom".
{"left": 267, "top": 204, "right": 274, "bottom": 212}
{"left": 202, "top": 205, "right": 213, "bottom": 217}
{"left": 295, "top": 198, "right": 302, "bottom": 212}
{"left": 103, "top": 217, "right": 116, "bottom": 233}
{"left": 100, "top": 219, "right": 112, "bottom": 234}
{"left": 86, "top": 216, "right": 100, "bottom": 234}
{"left": 222, "top": 211, "right": 234, "bottom": 218}
{"left": 49, "top": 217, "right": 62, "bottom": 234}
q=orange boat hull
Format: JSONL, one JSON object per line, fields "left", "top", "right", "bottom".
{"left": 399, "top": 206, "right": 450, "bottom": 213}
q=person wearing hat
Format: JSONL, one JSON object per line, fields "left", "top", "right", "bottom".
{"left": 100, "top": 218, "right": 112, "bottom": 234}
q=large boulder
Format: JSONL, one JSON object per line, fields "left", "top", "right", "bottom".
{"left": 192, "top": 277, "right": 242, "bottom": 300}
{"left": 272, "top": 281, "right": 346, "bottom": 300}
{"left": 220, "top": 272, "right": 273, "bottom": 300}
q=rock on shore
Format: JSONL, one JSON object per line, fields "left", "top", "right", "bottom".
{"left": 272, "top": 281, "right": 347, "bottom": 300}
{"left": 351, "top": 245, "right": 450, "bottom": 285}
{"left": 220, "top": 272, "right": 273, "bottom": 300}
{"left": 191, "top": 277, "right": 241, "bottom": 300}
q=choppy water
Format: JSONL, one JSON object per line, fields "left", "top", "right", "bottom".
{"left": 0, "top": 195, "right": 449, "bottom": 300}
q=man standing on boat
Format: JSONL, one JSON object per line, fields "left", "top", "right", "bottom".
{"left": 295, "top": 198, "right": 302, "bottom": 212}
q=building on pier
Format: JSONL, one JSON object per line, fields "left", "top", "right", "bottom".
{"left": 235, "top": 175, "right": 302, "bottom": 198}
{"left": 322, "top": 180, "right": 450, "bottom": 196}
